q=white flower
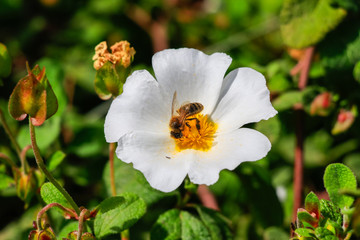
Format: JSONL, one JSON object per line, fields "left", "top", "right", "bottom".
{"left": 104, "top": 48, "right": 277, "bottom": 192}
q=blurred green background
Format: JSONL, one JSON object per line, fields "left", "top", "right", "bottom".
{"left": 1, "top": 0, "right": 360, "bottom": 239}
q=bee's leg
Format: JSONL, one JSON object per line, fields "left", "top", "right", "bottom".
{"left": 186, "top": 118, "right": 201, "bottom": 131}
{"left": 185, "top": 122, "right": 191, "bottom": 129}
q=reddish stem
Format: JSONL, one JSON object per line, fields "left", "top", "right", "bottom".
{"left": 109, "top": 142, "right": 117, "bottom": 196}
{"left": 197, "top": 185, "right": 219, "bottom": 211}
{"left": 290, "top": 46, "right": 315, "bottom": 223}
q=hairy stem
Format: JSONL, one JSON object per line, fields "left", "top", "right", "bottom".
{"left": 0, "top": 109, "right": 22, "bottom": 160}
{"left": 290, "top": 46, "right": 315, "bottom": 223}
{"left": 109, "top": 142, "right": 117, "bottom": 196}
{"left": 36, "top": 203, "right": 77, "bottom": 230}
{"left": 77, "top": 209, "right": 89, "bottom": 240}
{"left": 29, "top": 119, "right": 80, "bottom": 215}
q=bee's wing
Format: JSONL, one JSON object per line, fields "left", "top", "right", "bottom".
{"left": 171, "top": 91, "right": 178, "bottom": 116}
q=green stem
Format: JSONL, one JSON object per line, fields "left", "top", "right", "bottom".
{"left": 0, "top": 109, "right": 22, "bottom": 160}
{"left": 29, "top": 119, "right": 80, "bottom": 215}
{"left": 20, "top": 145, "right": 31, "bottom": 173}
{"left": 109, "top": 142, "right": 117, "bottom": 196}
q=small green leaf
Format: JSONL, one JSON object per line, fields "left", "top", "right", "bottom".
{"left": 195, "top": 206, "right": 233, "bottom": 240}
{"left": 40, "top": 182, "right": 72, "bottom": 209}
{"left": 57, "top": 221, "right": 78, "bottom": 240}
{"left": 0, "top": 173, "right": 14, "bottom": 190}
{"left": 103, "top": 158, "right": 168, "bottom": 205}
{"left": 294, "top": 228, "right": 315, "bottom": 238}
{"left": 280, "top": 0, "right": 347, "bottom": 48}
{"left": 324, "top": 163, "right": 357, "bottom": 208}
{"left": 320, "top": 199, "right": 342, "bottom": 225}
{"left": 0, "top": 42, "right": 11, "bottom": 77}
{"left": 151, "top": 209, "right": 182, "bottom": 240}
{"left": 272, "top": 91, "right": 303, "bottom": 111}
{"left": 94, "top": 193, "right": 146, "bottom": 239}
{"left": 47, "top": 150, "right": 66, "bottom": 172}
{"left": 181, "top": 211, "right": 211, "bottom": 240}
{"left": 354, "top": 61, "right": 360, "bottom": 83}
{"left": 297, "top": 210, "right": 318, "bottom": 227}
{"left": 305, "top": 192, "right": 320, "bottom": 218}
{"left": 315, "top": 227, "right": 335, "bottom": 238}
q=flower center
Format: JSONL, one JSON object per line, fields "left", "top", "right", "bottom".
{"left": 174, "top": 114, "right": 218, "bottom": 152}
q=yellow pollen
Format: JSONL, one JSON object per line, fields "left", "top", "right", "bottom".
{"left": 174, "top": 114, "right": 218, "bottom": 152}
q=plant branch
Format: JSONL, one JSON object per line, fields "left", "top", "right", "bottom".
{"left": 20, "top": 144, "right": 31, "bottom": 173}
{"left": 290, "top": 46, "right": 315, "bottom": 223}
{"left": 109, "top": 142, "right": 117, "bottom": 196}
{"left": 77, "top": 208, "right": 90, "bottom": 240}
{"left": 36, "top": 203, "right": 77, "bottom": 230}
{"left": 197, "top": 185, "right": 219, "bottom": 211}
{"left": 29, "top": 119, "right": 80, "bottom": 215}
{"left": 0, "top": 152, "right": 17, "bottom": 168}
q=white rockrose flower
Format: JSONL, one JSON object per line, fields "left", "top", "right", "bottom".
{"left": 104, "top": 48, "right": 277, "bottom": 192}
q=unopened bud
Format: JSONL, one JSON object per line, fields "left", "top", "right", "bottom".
{"left": 14, "top": 168, "right": 37, "bottom": 208}
{"left": 332, "top": 109, "right": 356, "bottom": 135}
{"left": 93, "top": 41, "right": 135, "bottom": 100}
{"left": 28, "top": 226, "right": 56, "bottom": 240}
{"left": 310, "top": 92, "right": 333, "bottom": 116}
{"left": 8, "top": 63, "right": 58, "bottom": 126}
{"left": 65, "top": 231, "right": 96, "bottom": 240}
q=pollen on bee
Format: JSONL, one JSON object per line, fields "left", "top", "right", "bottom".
{"left": 174, "top": 114, "right": 218, "bottom": 152}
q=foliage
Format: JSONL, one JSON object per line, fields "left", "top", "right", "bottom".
{"left": 0, "top": 0, "right": 360, "bottom": 239}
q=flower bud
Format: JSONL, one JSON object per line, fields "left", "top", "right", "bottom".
{"left": 14, "top": 168, "right": 37, "bottom": 208}
{"left": 28, "top": 226, "right": 56, "bottom": 240}
{"left": 331, "top": 109, "right": 356, "bottom": 135}
{"left": 92, "top": 41, "right": 135, "bottom": 100}
{"left": 65, "top": 231, "right": 96, "bottom": 240}
{"left": 8, "top": 63, "right": 58, "bottom": 126}
{"left": 310, "top": 92, "right": 333, "bottom": 116}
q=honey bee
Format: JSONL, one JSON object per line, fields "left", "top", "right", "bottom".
{"left": 169, "top": 92, "right": 204, "bottom": 139}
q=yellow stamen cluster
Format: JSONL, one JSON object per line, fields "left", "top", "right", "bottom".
{"left": 175, "top": 114, "right": 218, "bottom": 152}
{"left": 92, "top": 41, "right": 136, "bottom": 70}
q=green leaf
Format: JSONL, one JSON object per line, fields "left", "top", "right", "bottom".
{"left": 354, "top": 61, "right": 360, "bottom": 83}
{"left": 0, "top": 42, "right": 11, "bottom": 77}
{"left": 151, "top": 209, "right": 182, "bottom": 240}
{"left": 255, "top": 115, "right": 281, "bottom": 143}
{"left": 272, "top": 91, "right": 302, "bottom": 111}
{"left": 319, "top": 18, "right": 360, "bottom": 72}
{"left": 58, "top": 221, "right": 79, "bottom": 240}
{"left": 263, "top": 227, "right": 289, "bottom": 240}
{"left": 320, "top": 199, "right": 342, "bottom": 225}
{"left": 94, "top": 193, "right": 146, "bottom": 239}
{"left": 297, "top": 210, "right": 318, "bottom": 226}
{"left": 305, "top": 192, "right": 320, "bottom": 217}
{"left": 47, "top": 150, "right": 66, "bottom": 172}
{"left": 17, "top": 116, "right": 61, "bottom": 154}
{"left": 0, "top": 173, "right": 14, "bottom": 190}
{"left": 280, "top": 0, "right": 347, "bottom": 48}
{"left": 103, "top": 158, "right": 168, "bottom": 205}
{"left": 314, "top": 227, "right": 335, "bottom": 238}
{"left": 181, "top": 211, "right": 211, "bottom": 240}
{"left": 195, "top": 206, "right": 233, "bottom": 240}
{"left": 324, "top": 163, "right": 357, "bottom": 208}
{"left": 40, "top": 182, "right": 72, "bottom": 209}
{"left": 294, "top": 228, "right": 314, "bottom": 238}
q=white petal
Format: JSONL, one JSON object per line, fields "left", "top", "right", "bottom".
{"left": 211, "top": 68, "right": 277, "bottom": 133}
{"left": 116, "top": 131, "right": 193, "bottom": 192}
{"left": 104, "top": 70, "right": 171, "bottom": 143}
{"left": 188, "top": 128, "right": 271, "bottom": 185}
{"left": 152, "top": 48, "right": 232, "bottom": 115}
